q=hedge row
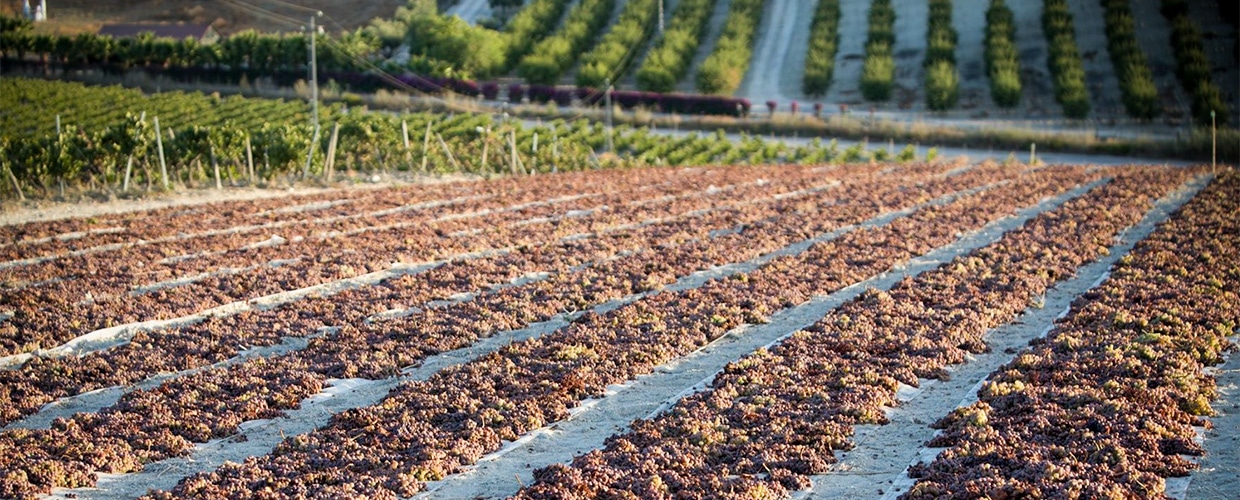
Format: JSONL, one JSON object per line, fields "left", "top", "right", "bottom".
{"left": 575, "top": 0, "right": 659, "bottom": 88}
{"left": 860, "top": 0, "right": 896, "bottom": 102}
{"left": 695, "top": 0, "right": 767, "bottom": 95}
{"left": 1042, "top": 0, "right": 1091, "bottom": 118}
{"left": 802, "top": 0, "right": 842, "bottom": 96}
{"left": 1100, "top": 0, "right": 1160, "bottom": 119}
{"left": 502, "top": 0, "right": 575, "bottom": 69}
{"left": 1161, "top": 0, "right": 1231, "bottom": 126}
{"left": 634, "top": 0, "right": 719, "bottom": 92}
{"left": 924, "top": 0, "right": 958, "bottom": 110}
{"left": 578, "top": 88, "right": 752, "bottom": 116}
{"left": 517, "top": 0, "right": 616, "bottom": 84}
{"left": 983, "top": 0, "right": 1022, "bottom": 107}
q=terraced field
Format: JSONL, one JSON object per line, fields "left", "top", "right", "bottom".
{"left": 0, "top": 161, "right": 1235, "bottom": 499}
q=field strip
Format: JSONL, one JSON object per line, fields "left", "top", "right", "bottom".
{"left": 52, "top": 172, "right": 1014, "bottom": 499}
{"left": 0, "top": 227, "right": 128, "bottom": 250}
{"left": 798, "top": 174, "right": 1211, "bottom": 499}
{"left": 0, "top": 173, "right": 782, "bottom": 356}
{"left": 0, "top": 175, "right": 828, "bottom": 367}
{"left": 251, "top": 198, "right": 354, "bottom": 217}
{"left": 0, "top": 262, "right": 439, "bottom": 370}
{"left": 0, "top": 194, "right": 492, "bottom": 272}
{"left": 1180, "top": 338, "right": 1240, "bottom": 500}
{"left": 418, "top": 177, "right": 1106, "bottom": 498}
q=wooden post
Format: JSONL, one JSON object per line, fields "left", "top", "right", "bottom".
{"left": 302, "top": 124, "right": 321, "bottom": 180}
{"left": 123, "top": 153, "right": 134, "bottom": 192}
{"left": 530, "top": 132, "right": 538, "bottom": 174}
{"left": 510, "top": 129, "right": 519, "bottom": 175}
{"left": 325, "top": 122, "right": 340, "bottom": 182}
{"left": 1211, "top": 110, "right": 1217, "bottom": 173}
{"left": 401, "top": 119, "right": 412, "bottom": 167}
{"left": 480, "top": 127, "right": 490, "bottom": 173}
{"left": 436, "top": 133, "right": 461, "bottom": 172}
{"left": 245, "top": 135, "right": 255, "bottom": 183}
{"left": 1029, "top": 143, "right": 1036, "bottom": 165}
{"left": 55, "top": 114, "right": 61, "bottom": 137}
{"left": 153, "top": 116, "right": 169, "bottom": 191}
{"left": 421, "top": 121, "right": 434, "bottom": 172}
{"left": 5, "top": 164, "right": 24, "bottom": 201}
{"left": 552, "top": 134, "right": 559, "bottom": 173}
{"left": 210, "top": 142, "right": 222, "bottom": 190}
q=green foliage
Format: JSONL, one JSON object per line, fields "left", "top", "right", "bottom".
{"left": 695, "top": 0, "right": 766, "bottom": 95}
{"left": 1042, "top": 0, "right": 1090, "bottom": 118}
{"left": 576, "top": 0, "right": 659, "bottom": 88}
{"left": 984, "top": 0, "right": 1022, "bottom": 108}
{"left": 517, "top": 0, "right": 616, "bottom": 85}
{"left": 501, "top": 0, "right": 575, "bottom": 68}
{"left": 923, "top": 0, "right": 958, "bottom": 110}
{"left": 860, "top": 44, "right": 894, "bottom": 102}
{"left": 925, "top": 60, "right": 959, "bottom": 111}
{"left": 802, "top": 0, "right": 842, "bottom": 96}
{"left": 402, "top": 10, "right": 508, "bottom": 78}
{"left": 860, "top": 0, "right": 895, "bottom": 102}
{"left": 1163, "top": 2, "right": 1231, "bottom": 126}
{"left": 1101, "top": 0, "right": 1160, "bottom": 119}
{"left": 635, "top": 0, "right": 717, "bottom": 92}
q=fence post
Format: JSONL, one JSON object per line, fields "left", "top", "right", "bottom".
{"left": 421, "top": 121, "right": 434, "bottom": 173}
{"left": 325, "top": 122, "right": 340, "bottom": 182}
{"left": 153, "top": 116, "right": 169, "bottom": 191}
{"left": 246, "top": 135, "right": 255, "bottom": 183}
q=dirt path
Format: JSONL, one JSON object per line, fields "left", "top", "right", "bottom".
{"left": 1007, "top": 0, "right": 1056, "bottom": 118}
{"left": 1183, "top": 339, "right": 1240, "bottom": 500}
{"left": 736, "top": 0, "right": 815, "bottom": 105}
{"left": 952, "top": 0, "right": 991, "bottom": 111}
{"left": 823, "top": 0, "right": 871, "bottom": 106}
{"left": 889, "top": 0, "right": 928, "bottom": 111}
{"left": 1186, "top": 0, "right": 1240, "bottom": 127}
{"left": 1129, "top": 0, "right": 1193, "bottom": 125}
{"left": 676, "top": 0, "right": 733, "bottom": 93}
{"left": 445, "top": 0, "right": 493, "bottom": 24}
{"left": 1067, "top": 0, "right": 1124, "bottom": 119}
{"left": 800, "top": 175, "right": 1210, "bottom": 498}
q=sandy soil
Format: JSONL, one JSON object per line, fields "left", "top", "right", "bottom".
{"left": 1184, "top": 338, "right": 1240, "bottom": 500}
{"left": 675, "top": 0, "right": 732, "bottom": 93}
{"left": 0, "top": 0, "right": 406, "bottom": 36}
{"left": 952, "top": 0, "right": 991, "bottom": 110}
{"left": 822, "top": 0, "right": 871, "bottom": 106}
{"left": 1066, "top": 0, "right": 1124, "bottom": 119}
{"left": 888, "top": 0, "right": 927, "bottom": 111}
{"left": 1006, "top": 0, "right": 1056, "bottom": 118}
{"left": 1186, "top": 0, "right": 1240, "bottom": 127}
{"left": 1129, "top": 0, "right": 1193, "bottom": 125}
{"left": 735, "top": 0, "right": 814, "bottom": 105}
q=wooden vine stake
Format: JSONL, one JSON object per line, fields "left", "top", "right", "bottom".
{"left": 325, "top": 122, "right": 340, "bottom": 182}
{"left": 421, "top": 121, "right": 434, "bottom": 173}
{"left": 153, "top": 116, "right": 169, "bottom": 191}
{"left": 5, "top": 164, "right": 24, "bottom": 201}
{"left": 245, "top": 134, "right": 255, "bottom": 184}
{"left": 401, "top": 120, "right": 412, "bottom": 166}
{"left": 436, "top": 133, "right": 461, "bottom": 172}
{"left": 210, "top": 142, "right": 222, "bottom": 190}
{"left": 480, "top": 127, "right": 490, "bottom": 173}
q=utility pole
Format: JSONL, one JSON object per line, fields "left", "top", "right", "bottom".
{"left": 1211, "top": 110, "right": 1217, "bottom": 173}
{"left": 302, "top": 11, "right": 323, "bottom": 180}
{"left": 604, "top": 78, "right": 614, "bottom": 154}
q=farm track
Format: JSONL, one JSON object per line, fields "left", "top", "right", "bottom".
{"left": 0, "top": 166, "right": 807, "bottom": 357}
{"left": 0, "top": 161, "right": 1023, "bottom": 498}
{"left": 513, "top": 166, "right": 1203, "bottom": 498}
{"left": 133, "top": 164, "right": 1095, "bottom": 498}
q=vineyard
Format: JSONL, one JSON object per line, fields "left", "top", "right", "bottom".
{"left": 0, "top": 77, "right": 922, "bottom": 199}
{"left": 0, "top": 159, "right": 1235, "bottom": 499}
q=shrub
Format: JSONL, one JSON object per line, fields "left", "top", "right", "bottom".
{"left": 860, "top": 0, "right": 895, "bottom": 102}
{"left": 802, "top": 0, "right": 842, "bottom": 96}
{"left": 925, "top": 60, "right": 959, "bottom": 111}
